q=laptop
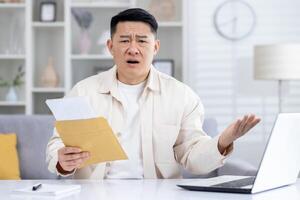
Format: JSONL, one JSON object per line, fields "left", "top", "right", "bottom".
{"left": 177, "top": 113, "right": 300, "bottom": 194}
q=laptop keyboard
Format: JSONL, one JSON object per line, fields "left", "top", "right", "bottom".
{"left": 212, "top": 177, "right": 255, "bottom": 188}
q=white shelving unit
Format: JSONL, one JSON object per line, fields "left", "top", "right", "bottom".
{"left": 0, "top": 3, "right": 25, "bottom": 8}
{"left": 0, "top": 1, "right": 26, "bottom": 114}
{"left": 0, "top": 55, "right": 25, "bottom": 59}
{"left": 158, "top": 22, "right": 182, "bottom": 27}
{"left": 32, "top": 22, "right": 65, "bottom": 28}
{"left": 29, "top": 0, "right": 66, "bottom": 114}
{"left": 70, "top": 2, "right": 131, "bottom": 8}
{"left": 71, "top": 54, "right": 113, "bottom": 60}
{"left": 0, "top": 0, "right": 184, "bottom": 115}
{"left": 0, "top": 101, "right": 26, "bottom": 106}
{"left": 32, "top": 87, "right": 65, "bottom": 93}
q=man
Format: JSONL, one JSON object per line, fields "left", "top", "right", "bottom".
{"left": 46, "top": 8, "right": 260, "bottom": 179}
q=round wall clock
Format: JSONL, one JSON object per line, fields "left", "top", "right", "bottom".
{"left": 213, "top": 0, "right": 256, "bottom": 41}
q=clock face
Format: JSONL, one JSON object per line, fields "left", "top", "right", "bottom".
{"left": 214, "top": 0, "right": 256, "bottom": 41}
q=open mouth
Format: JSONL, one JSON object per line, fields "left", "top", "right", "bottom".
{"left": 126, "top": 60, "right": 140, "bottom": 64}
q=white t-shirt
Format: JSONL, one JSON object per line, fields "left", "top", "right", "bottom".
{"left": 105, "top": 80, "right": 145, "bottom": 179}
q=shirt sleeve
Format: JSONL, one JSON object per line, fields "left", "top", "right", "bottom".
{"left": 173, "top": 86, "right": 233, "bottom": 175}
{"left": 45, "top": 84, "right": 81, "bottom": 177}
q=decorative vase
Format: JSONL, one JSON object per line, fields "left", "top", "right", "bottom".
{"left": 79, "top": 29, "right": 91, "bottom": 54}
{"left": 41, "top": 56, "right": 59, "bottom": 87}
{"left": 5, "top": 86, "right": 18, "bottom": 102}
{"left": 149, "top": 0, "right": 176, "bottom": 21}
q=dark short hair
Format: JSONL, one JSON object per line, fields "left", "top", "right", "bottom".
{"left": 110, "top": 8, "right": 158, "bottom": 38}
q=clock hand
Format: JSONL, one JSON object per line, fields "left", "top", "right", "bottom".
{"left": 218, "top": 16, "right": 238, "bottom": 27}
{"left": 232, "top": 16, "right": 237, "bottom": 34}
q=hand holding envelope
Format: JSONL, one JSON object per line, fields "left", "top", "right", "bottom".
{"left": 46, "top": 97, "right": 128, "bottom": 169}
{"left": 57, "top": 147, "right": 90, "bottom": 172}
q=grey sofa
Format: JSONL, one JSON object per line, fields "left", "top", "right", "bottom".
{"left": 0, "top": 115, "right": 257, "bottom": 179}
{"left": 0, "top": 115, "right": 57, "bottom": 179}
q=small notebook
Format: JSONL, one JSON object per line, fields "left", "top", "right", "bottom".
{"left": 12, "top": 184, "right": 81, "bottom": 196}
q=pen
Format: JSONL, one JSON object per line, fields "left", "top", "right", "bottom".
{"left": 32, "top": 183, "right": 42, "bottom": 191}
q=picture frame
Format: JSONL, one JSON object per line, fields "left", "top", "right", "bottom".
{"left": 40, "top": 1, "right": 57, "bottom": 22}
{"left": 153, "top": 59, "right": 174, "bottom": 77}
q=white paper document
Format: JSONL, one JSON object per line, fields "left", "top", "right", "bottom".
{"left": 46, "top": 96, "right": 98, "bottom": 120}
{"left": 12, "top": 184, "right": 81, "bottom": 196}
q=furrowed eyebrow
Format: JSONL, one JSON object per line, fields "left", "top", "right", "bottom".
{"left": 136, "top": 35, "right": 148, "bottom": 38}
{"left": 119, "top": 35, "right": 148, "bottom": 39}
{"left": 119, "top": 35, "right": 131, "bottom": 38}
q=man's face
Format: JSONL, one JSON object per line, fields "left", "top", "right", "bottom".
{"left": 107, "top": 21, "right": 160, "bottom": 83}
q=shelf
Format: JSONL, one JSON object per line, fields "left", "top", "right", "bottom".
{"left": 32, "top": 87, "right": 65, "bottom": 93}
{"left": 0, "top": 3, "right": 25, "bottom": 8}
{"left": 71, "top": 54, "right": 113, "bottom": 60}
{"left": 158, "top": 22, "right": 183, "bottom": 27}
{"left": 71, "top": 1, "right": 130, "bottom": 8}
{"left": 0, "top": 55, "right": 25, "bottom": 60}
{"left": 0, "top": 101, "right": 26, "bottom": 106}
{"left": 32, "top": 22, "right": 65, "bottom": 28}
{"left": 0, "top": 0, "right": 184, "bottom": 115}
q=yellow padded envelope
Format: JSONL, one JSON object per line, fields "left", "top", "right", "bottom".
{"left": 55, "top": 117, "right": 127, "bottom": 168}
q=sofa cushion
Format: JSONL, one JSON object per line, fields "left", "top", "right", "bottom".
{"left": 0, "top": 133, "right": 20, "bottom": 179}
{"left": 0, "top": 115, "right": 58, "bottom": 179}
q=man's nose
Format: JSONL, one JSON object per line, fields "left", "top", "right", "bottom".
{"left": 127, "top": 41, "right": 139, "bottom": 55}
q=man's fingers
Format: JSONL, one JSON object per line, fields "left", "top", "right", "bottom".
{"left": 58, "top": 147, "right": 90, "bottom": 172}
{"left": 62, "top": 152, "right": 90, "bottom": 162}
{"left": 233, "top": 119, "right": 242, "bottom": 131}
{"left": 58, "top": 147, "right": 82, "bottom": 157}
{"left": 61, "top": 158, "right": 83, "bottom": 168}
{"left": 240, "top": 114, "right": 255, "bottom": 132}
{"left": 62, "top": 147, "right": 82, "bottom": 154}
{"left": 246, "top": 114, "right": 255, "bottom": 123}
{"left": 220, "top": 115, "right": 261, "bottom": 147}
{"left": 244, "top": 117, "right": 261, "bottom": 133}
{"left": 229, "top": 118, "right": 241, "bottom": 136}
{"left": 237, "top": 115, "right": 249, "bottom": 134}
{"left": 64, "top": 156, "right": 90, "bottom": 168}
{"left": 67, "top": 158, "right": 83, "bottom": 165}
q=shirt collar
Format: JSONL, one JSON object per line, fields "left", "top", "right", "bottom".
{"left": 98, "top": 65, "right": 161, "bottom": 95}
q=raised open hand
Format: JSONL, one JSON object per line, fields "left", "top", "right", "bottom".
{"left": 218, "top": 114, "right": 261, "bottom": 154}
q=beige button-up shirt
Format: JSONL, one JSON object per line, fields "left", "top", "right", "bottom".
{"left": 46, "top": 66, "right": 231, "bottom": 179}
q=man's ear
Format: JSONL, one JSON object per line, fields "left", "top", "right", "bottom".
{"left": 107, "top": 39, "right": 114, "bottom": 55}
{"left": 153, "top": 39, "right": 160, "bottom": 56}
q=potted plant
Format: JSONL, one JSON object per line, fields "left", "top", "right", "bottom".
{"left": 0, "top": 65, "right": 25, "bottom": 102}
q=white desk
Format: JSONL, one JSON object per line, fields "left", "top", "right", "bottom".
{"left": 0, "top": 179, "right": 299, "bottom": 200}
